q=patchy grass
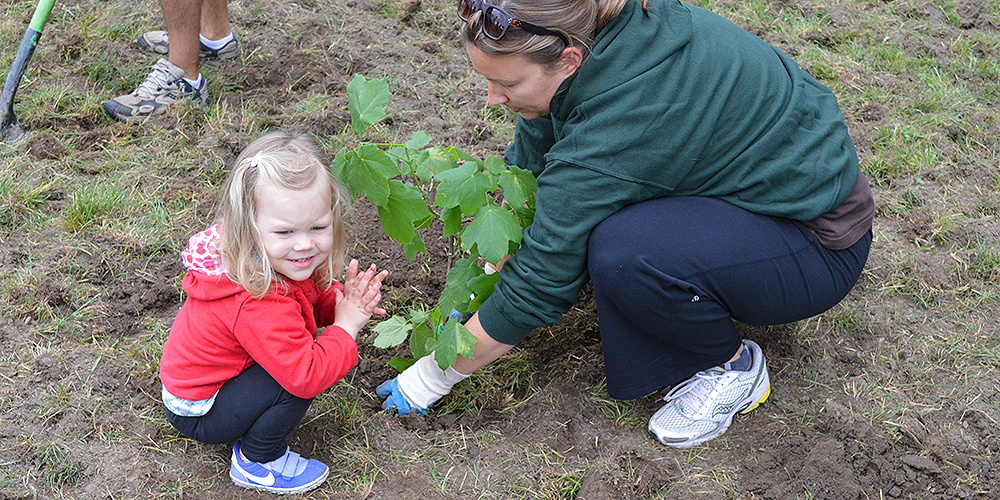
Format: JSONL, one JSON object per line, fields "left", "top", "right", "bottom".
{"left": 1, "top": 0, "right": 999, "bottom": 498}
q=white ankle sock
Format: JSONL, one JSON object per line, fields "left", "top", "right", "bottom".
{"left": 200, "top": 33, "right": 235, "bottom": 49}
{"left": 183, "top": 74, "right": 204, "bottom": 89}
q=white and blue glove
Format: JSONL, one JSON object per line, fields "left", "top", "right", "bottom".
{"left": 376, "top": 353, "right": 470, "bottom": 415}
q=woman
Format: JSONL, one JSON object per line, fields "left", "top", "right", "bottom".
{"left": 377, "top": 0, "right": 873, "bottom": 448}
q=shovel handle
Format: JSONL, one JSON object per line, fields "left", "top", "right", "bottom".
{"left": 30, "top": 0, "right": 57, "bottom": 32}
{"left": 1, "top": 0, "right": 56, "bottom": 136}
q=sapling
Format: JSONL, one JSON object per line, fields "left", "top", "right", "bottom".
{"left": 333, "top": 74, "right": 537, "bottom": 371}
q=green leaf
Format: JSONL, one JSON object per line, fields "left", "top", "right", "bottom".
{"left": 447, "top": 146, "right": 482, "bottom": 167}
{"left": 397, "top": 134, "right": 440, "bottom": 182}
{"left": 512, "top": 205, "right": 535, "bottom": 228}
{"left": 376, "top": 180, "right": 434, "bottom": 245}
{"left": 434, "top": 161, "right": 493, "bottom": 215}
{"left": 346, "top": 75, "right": 391, "bottom": 134}
{"left": 387, "top": 356, "right": 417, "bottom": 372}
{"left": 483, "top": 155, "right": 506, "bottom": 181}
{"left": 403, "top": 233, "right": 427, "bottom": 260}
{"left": 462, "top": 203, "right": 523, "bottom": 264}
{"left": 336, "top": 144, "right": 399, "bottom": 206}
{"left": 434, "top": 322, "right": 478, "bottom": 370}
{"left": 409, "top": 320, "right": 436, "bottom": 359}
{"left": 405, "top": 131, "right": 433, "bottom": 150}
{"left": 441, "top": 206, "right": 463, "bottom": 236}
{"left": 414, "top": 212, "right": 435, "bottom": 229}
{"left": 467, "top": 272, "right": 502, "bottom": 312}
{"left": 329, "top": 149, "right": 358, "bottom": 199}
{"left": 441, "top": 258, "right": 483, "bottom": 311}
{"left": 356, "top": 143, "right": 401, "bottom": 176}
{"left": 446, "top": 257, "right": 483, "bottom": 287}
{"left": 417, "top": 146, "right": 459, "bottom": 183}
{"left": 373, "top": 316, "right": 412, "bottom": 348}
{"left": 499, "top": 164, "right": 538, "bottom": 209}
{"left": 398, "top": 150, "right": 425, "bottom": 184}
{"left": 408, "top": 308, "right": 433, "bottom": 326}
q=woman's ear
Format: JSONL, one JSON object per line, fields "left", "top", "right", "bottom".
{"left": 558, "top": 46, "right": 584, "bottom": 76}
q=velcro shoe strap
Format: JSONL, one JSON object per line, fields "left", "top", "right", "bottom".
{"left": 265, "top": 449, "right": 306, "bottom": 478}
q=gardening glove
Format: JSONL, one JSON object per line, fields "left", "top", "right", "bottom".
{"left": 448, "top": 308, "right": 471, "bottom": 323}
{"left": 376, "top": 353, "right": 469, "bottom": 415}
{"left": 376, "top": 378, "right": 423, "bottom": 415}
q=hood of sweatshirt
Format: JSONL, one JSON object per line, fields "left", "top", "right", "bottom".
{"left": 179, "top": 225, "right": 246, "bottom": 301}
{"left": 541, "top": 0, "right": 857, "bottom": 220}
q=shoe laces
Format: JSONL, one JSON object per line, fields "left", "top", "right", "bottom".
{"left": 663, "top": 367, "right": 732, "bottom": 417}
{"left": 135, "top": 61, "right": 181, "bottom": 98}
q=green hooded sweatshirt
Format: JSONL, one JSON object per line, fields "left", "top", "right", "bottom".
{"left": 478, "top": 0, "right": 860, "bottom": 345}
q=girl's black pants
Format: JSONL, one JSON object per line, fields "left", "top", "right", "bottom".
{"left": 165, "top": 364, "right": 312, "bottom": 463}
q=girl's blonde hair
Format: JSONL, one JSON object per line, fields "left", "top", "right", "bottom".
{"left": 460, "top": 0, "right": 649, "bottom": 67}
{"left": 218, "top": 130, "right": 350, "bottom": 297}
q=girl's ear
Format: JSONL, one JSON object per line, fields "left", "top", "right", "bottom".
{"left": 558, "top": 46, "right": 584, "bottom": 76}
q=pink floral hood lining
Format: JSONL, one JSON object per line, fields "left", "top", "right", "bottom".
{"left": 181, "top": 224, "right": 226, "bottom": 276}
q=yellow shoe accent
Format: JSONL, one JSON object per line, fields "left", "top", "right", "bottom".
{"left": 739, "top": 384, "right": 770, "bottom": 414}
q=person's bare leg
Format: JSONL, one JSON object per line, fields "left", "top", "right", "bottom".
{"left": 726, "top": 342, "right": 744, "bottom": 364}
{"left": 161, "top": 0, "right": 203, "bottom": 78}
{"left": 199, "top": 0, "right": 231, "bottom": 41}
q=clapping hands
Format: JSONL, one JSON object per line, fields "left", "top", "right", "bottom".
{"left": 333, "top": 259, "right": 388, "bottom": 339}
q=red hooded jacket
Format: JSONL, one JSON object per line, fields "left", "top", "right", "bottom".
{"left": 159, "top": 226, "right": 358, "bottom": 400}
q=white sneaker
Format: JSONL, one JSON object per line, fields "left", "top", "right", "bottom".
{"left": 648, "top": 339, "right": 770, "bottom": 448}
{"left": 103, "top": 59, "right": 208, "bottom": 122}
{"left": 136, "top": 31, "right": 241, "bottom": 70}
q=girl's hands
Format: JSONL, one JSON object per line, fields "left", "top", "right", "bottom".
{"left": 333, "top": 259, "right": 389, "bottom": 339}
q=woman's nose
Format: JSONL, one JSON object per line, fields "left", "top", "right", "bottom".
{"left": 486, "top": 83, "right": 507, "bottom": 106}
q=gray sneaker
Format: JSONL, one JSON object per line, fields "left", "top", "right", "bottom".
{"left": 136, "top": 31, "right": 240, "bottom": 70}
{"left": 103, "top": 59, "right": 208, "bottom": 122}
{"left": 648, "top": 339, "right": 770, "bottom": 448}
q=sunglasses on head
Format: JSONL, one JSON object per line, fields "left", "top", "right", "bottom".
{"left": 458, "top": 0, "right": 570, "bottom": 45}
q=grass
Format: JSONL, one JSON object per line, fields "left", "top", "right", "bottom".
{"left": 36, "top": 442, "right": 83, "bottom": 490}
{"left": 2, "top": 0, "right": 1000, "bottom": 497}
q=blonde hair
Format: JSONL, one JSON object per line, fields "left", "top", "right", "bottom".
{"left": 460, "top": 0, "right": 649, "bottom": 67}
{"left": 218, "top": 130, "right": 350, "bottom": 297}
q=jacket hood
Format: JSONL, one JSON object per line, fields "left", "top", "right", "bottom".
{"left": 564, "top": 0, "right": 693, "bottom": 107}
{"left": 180, "top": 225, "right": 245, "bottom": 301}
{"left": 546, "top": 0, "right": 702, "bottom": 186}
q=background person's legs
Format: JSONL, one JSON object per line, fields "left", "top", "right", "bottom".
{"left": 198, "top": 0, "right": 231, "bottom": 42}
{"left": 161, "top": 0, "right": 205, "bottom": 79}
{"left": 104, "top": 0, "right": 230, "bottom": 120}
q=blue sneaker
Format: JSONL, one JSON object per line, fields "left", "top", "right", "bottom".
{"left": 229, "top": 443, "right": 329, "bottom": 494}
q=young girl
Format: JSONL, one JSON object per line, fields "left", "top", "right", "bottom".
{"left": 159, "top": 130, "right": 388, "bottom": 494}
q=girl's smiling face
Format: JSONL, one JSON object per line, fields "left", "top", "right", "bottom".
{"left": 255, "top": 178, "right": 334, "bottom": 282}
{"left": 466, "top": 43, "right": 581, "bottom": 121}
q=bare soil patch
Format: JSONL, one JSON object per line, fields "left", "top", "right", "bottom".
{"left": 2, "top": 0, "right": 999, "bottom": 498}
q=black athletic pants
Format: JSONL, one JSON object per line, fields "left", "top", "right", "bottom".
{"left": 165, "top": 364, "right": 312, "bottom": 463}
{"left": 588, "top": 196, "right": 871, "bottom": 400}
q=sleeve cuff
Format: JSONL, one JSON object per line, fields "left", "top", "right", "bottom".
{"left": 477, "top": 296, "right": 533, "bottom": 345}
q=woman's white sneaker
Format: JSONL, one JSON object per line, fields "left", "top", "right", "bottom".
{"left": 648, "top": 339, "right": 770, "bottom": 448}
